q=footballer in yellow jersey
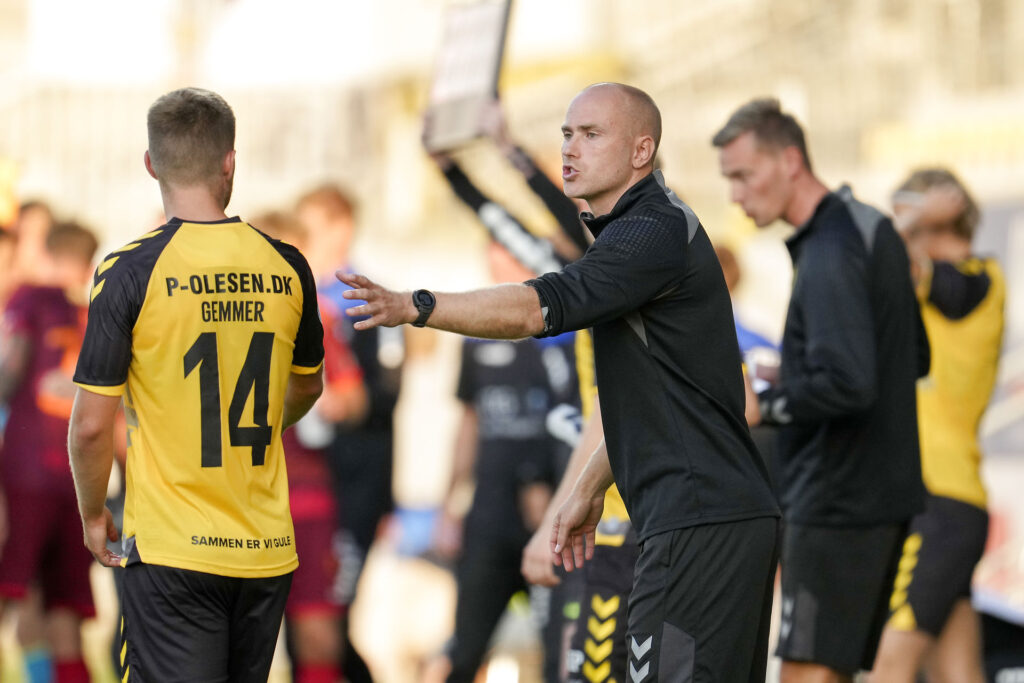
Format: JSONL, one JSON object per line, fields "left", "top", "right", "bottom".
{"left": 69, "top": 88, "right": 324, "bottom": 683}
{"left": 74, "top": 217, "right": 324, "bottom": 577}
{"left": 913, "top": 256, "right": 1004, "bottom": 510}
{"left": 875, "top": 169, "right": 1004, "bottom": 682}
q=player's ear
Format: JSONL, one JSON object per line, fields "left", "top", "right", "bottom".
{"left": 144, "top": 151, "right": 158, "bottom": 180}
{"left": 223, "top": 149, "right": 236, "bottom": 178}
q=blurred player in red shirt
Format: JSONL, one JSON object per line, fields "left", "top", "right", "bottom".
{"left": 255, "top": 211, "right": 369, "bottom": 683}
{"left": 0, "top": 221, "right": 98, "bottom": 683}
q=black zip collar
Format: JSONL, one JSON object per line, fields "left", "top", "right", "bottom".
{"left": 580, "top": 173, "right": 660, "bottom": 238}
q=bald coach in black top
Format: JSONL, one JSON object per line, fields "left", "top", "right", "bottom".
{"left": 340, "top": 83, "right": 781, "bottom": 683}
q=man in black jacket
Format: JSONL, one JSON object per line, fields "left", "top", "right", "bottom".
{"left": 714, "top": 98, "right": 928, "bottom": 683}
{"left": 341, "top": 82, "right": 780, "bottom": 682}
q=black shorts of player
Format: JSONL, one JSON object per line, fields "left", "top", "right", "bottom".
{"left": 567, "top": 526, "right": 638, "bottom": 683}
{"left": 119, "top": 562, "right": 292, "bottom": 682}
{"left": 626, "top": 517, "right": 779, "bottom": 683}
{"left": 776, "top": 521, "right": 906, "bottom": 675}
{"left": 889, "top": 494, "right": 988, "bottom": 637}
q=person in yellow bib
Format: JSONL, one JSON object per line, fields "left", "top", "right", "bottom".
{"left": 68, "top": 87, "right": 325, "bottom": 682}
{"left": 871, "top": 169, "right": 1004, "bottom": 683}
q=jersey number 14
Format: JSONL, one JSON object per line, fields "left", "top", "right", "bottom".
{"left": 184, "top": 331, "right": 274, "bottom": 468}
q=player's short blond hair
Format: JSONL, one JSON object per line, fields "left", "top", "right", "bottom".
{"left": 147, "top": 88, "right": 235, "bottom": 186}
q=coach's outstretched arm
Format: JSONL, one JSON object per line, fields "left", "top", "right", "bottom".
{"left": 68, "top": 389, "right": 123, "bottom": 568}
{"left": 339, "top": 273, "right": 545, "bottom": 340}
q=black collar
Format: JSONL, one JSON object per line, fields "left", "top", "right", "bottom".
{"left": 169, "top": 216, "right": 242, "bottom": 226}
{"left": 580, "top": 173, "right": 660, "bottom": 238}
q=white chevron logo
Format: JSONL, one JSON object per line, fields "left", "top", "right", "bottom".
{"left": 780, "top": 597, "right": 794, "bottom": 640}
{"left": 630, "top": 636, "right": 653, "bottom": 659}
{"left": 629, "top": 660, "right": 650, "bottom": 683}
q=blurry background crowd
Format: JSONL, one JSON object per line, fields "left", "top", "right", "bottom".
{"left": 0, "top": 0, "right": 1022, "bottom": 681}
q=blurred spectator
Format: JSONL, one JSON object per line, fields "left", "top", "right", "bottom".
{"left": 714, "top": 97, "right": 928, "bottom": 682}
{"left": 0, "top": 201, "right": 53, "bottom": 307}
{"left": 0, "top": 229, "right": 16, "bottom": 308}
{"left": 870, "top": 169, "right": 1004, "bottom": 683}
{"left": 256, "top": 210, "right": 370, "bottom": 683}
{"left": 0, "top": 221, "right": 99, "bottom": 683}
{"left": 10, "top": 201, "right": 55, "bottom": 286}
{"left": 427, "top": 244, "right": 575, "bottom": 683}
{"left": 297, "top": 185, "right": 404, "bottom": 683}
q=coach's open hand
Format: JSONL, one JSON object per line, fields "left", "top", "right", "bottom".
{"left": 82, "top": 506, "right": 122, "bottom": 568}
{"left": 339, "top": 273, "right": 416, "bottom": 330}
{"left": 551, "top": 488, "right": 605, "bottom": 572}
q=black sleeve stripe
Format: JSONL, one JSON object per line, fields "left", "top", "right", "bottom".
{"left": 928, "top": 260, "right": 991, "bottom": 320}
{"left": 443, "top": 163, "right": 489, "bottom": 213}
{"left": 444, "top": 162, "right": 566, "bottom": 275}
{"left": 75, "top": 225, "right": 180, "bottom": 388}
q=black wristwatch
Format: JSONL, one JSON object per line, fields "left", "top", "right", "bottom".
{"left": 411, "top": 289, "right": 436, "bottom": 328}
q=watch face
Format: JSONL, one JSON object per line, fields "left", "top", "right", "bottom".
{"left": 415, "top": 290, "right": 435, "bottom": 307}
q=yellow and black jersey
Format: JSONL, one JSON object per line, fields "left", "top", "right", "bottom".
{"left": 916, "top": 256, "right": 1005, "bottom": 509}
{"left": 74, "top": 217, "right": 324, "bottom": 578}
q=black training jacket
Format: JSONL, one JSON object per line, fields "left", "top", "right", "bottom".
{"left": 758, "top": 186, "right": 928, "bottom": 526}
{"left": 527, "top": 173, "right": 779, "bottom": 541}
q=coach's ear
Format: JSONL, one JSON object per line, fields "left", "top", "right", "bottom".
{"left": 144, "top": 151, "right": 158, "bottom": 180}
{"left": 632, "top": 134, "right": 655, "bottom": 170}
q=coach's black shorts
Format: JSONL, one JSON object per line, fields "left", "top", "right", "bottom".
{"left": 567, "top": 525, "right": 639, "bottom": 683}
{"left": 776, "top": 521, "right": 906, "bottom": 675}
{"left": 888, "top": 494, "right": 988, "bottom": 637}
{"left": 119, "top": 562, "right": 292, "bottom": 682}
{"left": 626, "top": 517, "right": 779, "bottom": 683}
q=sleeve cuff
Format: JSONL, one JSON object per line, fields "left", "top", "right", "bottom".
{"left": 291, "top": 360, "right": 324, "bottom": 376}
{"left": 524, "top": 279, "right": 556, "bottom": 338}
{"left": 73, "top": 381, "right": 126, "bottom": 398}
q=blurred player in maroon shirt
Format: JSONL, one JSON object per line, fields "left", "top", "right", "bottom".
{"left": 255, "top": 211, "right": 369, "bottom": 683}
{"left": 0, "top": 221, "right": 98, "bottom": 683}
